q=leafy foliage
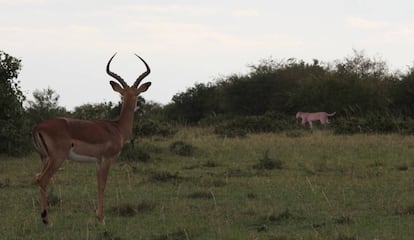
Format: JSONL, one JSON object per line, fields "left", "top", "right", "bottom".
{"left": 163, "top": 50, "right": 414, "bottom": 135}
{"left": 135, "top": 119, "right": 177, "bottom": 138}
{"left": 118, "top": 143, "right": 151, "bottom": 162}
{"left": 0, "top": 51, "right": 31, "bottom": 156}
{"left": 214, "top": 113, "right": 295, "bottom": 137}
{"left": 26, "top": 87, "right": 69, "bottom": 126}
{"left": 4, "top": 49, "right": 414, "bottom": 157}
{"left": 72, "top": 101, "right": 118, "bottom": 120}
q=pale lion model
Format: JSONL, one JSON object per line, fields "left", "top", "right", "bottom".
{"left": 296, "top": 112, "right": 336, "bottom": 128}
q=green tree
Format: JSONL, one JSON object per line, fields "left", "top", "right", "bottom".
{"left": 72, "top": 101, "right": 117, "bottom": 120}
{"left": 166, "top": 83, "right": 218, "bottom": 123}
{"left": 332, "top": 50, "right": 395, "bottom": 115}
{"left": 392, "top": 65, "right": 414, "bottom": 116}
{"left": 0, "top": 51, "right": 30, "bottom": 156}
{"left": 26, "top": 87, "right": 68, "bottom": 125}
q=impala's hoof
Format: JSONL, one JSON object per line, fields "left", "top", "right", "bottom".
{"left": 94, "top": 209, "right": 106, "bottom": 225}
{"left": 41, "top": 210, "right": 53, "bottom": 226}
{"left": 96, "top": 216, "right": 106, "bottom": 225}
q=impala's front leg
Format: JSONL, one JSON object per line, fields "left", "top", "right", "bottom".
{"left": 96, "top": 158, "right": 112, "bottom": 224}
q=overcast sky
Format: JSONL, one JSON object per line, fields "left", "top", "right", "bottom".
{"left": 1, "top": 0, "right": 414, "bottom": 110}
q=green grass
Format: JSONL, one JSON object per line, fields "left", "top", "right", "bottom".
{"left": 2, "top": 129, "right": 414, "bottom": 239}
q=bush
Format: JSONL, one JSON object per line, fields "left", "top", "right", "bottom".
{"left": 169, "top": 141, "right": 195, "bottom": 156}
{"left": 0, "top": 51, "right": 32, "bottom": 156}
{"left": 187, "top": 191, "right": 213, "bottom": 199}
{"left": 253, "top": 150, "right": 285, "bottom": 170}
{"left": 149, "top": 171, "right": 181, "bottom": 183}
{"left": 135, "top": 119, "right": 176, "bottom": 138}
{"left": 110, "top": 200, "right": 157, "bottom": 217}
{"left": 285, "top": 130, "right": 305, "bottom": 138}
{"left": 214, "top": 125, "right": 247, "bottom": 138}
{"left": 118, "top": 143, "right": 151, "bottom": 162}
{"left": 333, "top": 113, "right": 414, "bottom": 135}
{"left": 214, "top": 113, "right": 295, "bottom": 137}
{"left": 333, "top": 117, "right": 363, "bottom": 135}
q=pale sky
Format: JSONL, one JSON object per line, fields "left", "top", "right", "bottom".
{"left": 1, "top": 0, "right": 414, "bottom": 110}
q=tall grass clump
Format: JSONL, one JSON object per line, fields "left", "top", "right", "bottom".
{"left": 213, "top": 113, "right": 296, "bottom": 137}
{"left": 252, "top": 150, "right": 285, "bottom": 170}
{"left": 118, "top": 143, "right": 151, "bottom": 162}
{"left": 169, "top": 140, "right": 195, "bottom": 156}
{"left": 333, "top": 112, "right": 414, "bottom": 135}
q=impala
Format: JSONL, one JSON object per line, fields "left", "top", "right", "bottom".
{"left": 32, "top": 53, "right": 151, "bottom": 225}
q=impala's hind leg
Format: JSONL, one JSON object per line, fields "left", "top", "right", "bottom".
{"left": 36, "top": 155, "right": 65, "bottom": 225}
{"left": 35, "top": 155, "right": 48, "bottom": 181}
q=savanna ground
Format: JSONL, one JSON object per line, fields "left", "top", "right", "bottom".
{"left": 1, "top": 128, "right": 414, "bottom": 239}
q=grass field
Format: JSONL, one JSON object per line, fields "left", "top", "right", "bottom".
{"left": 1, "top": 128, "right": 414, "bottom": 239}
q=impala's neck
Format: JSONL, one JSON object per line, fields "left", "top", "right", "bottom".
{"left": 116, "top": 96, "right": 137, "bottom": 141}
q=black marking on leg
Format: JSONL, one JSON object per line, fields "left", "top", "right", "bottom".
{"left": 40, "top": 209, "right": 49, "bottom": 225}
{"left": 41, "top": 210, "right": 47, "bottom": 218}
{"left": 41, "top": 210, "right": 49, "bottom": 225}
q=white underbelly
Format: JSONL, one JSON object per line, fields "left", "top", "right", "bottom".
{"left": 68, "top": 148, "right": 99, "bottom": 162}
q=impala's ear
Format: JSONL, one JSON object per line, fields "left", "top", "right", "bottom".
{"left": 137, "top": 82, "right": 151, "bottom": 93}
{"left": 110, "top": 81, "right": 123, "bottom": 93}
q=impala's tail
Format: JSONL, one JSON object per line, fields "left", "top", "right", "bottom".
{"left": 32, "top": 130, "right": 49, "bottom": 158}
{"left": 327, "top": 112, "right": 336, "bottom": 116}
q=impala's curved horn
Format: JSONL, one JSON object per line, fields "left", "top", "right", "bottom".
{"left": 106, "top": 53, "right": 128, "bottom": 88}
{"left": 132, "top": 54, "right": 151, "bottom": 88}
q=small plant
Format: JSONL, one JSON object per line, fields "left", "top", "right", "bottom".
{"left": 253, "top": 150, "right": 284, "bottom": 170}
{"left": 169, "top": 141, "right": 195, "bottom": 156}
{"left": 395, "top": 204, "right": 414, "bottom": 216}
{"left": 111, "top": 200, "right": 157, "bottom": 217}
{"left": 203, "top": 160, "right": 219, "bottom": 168}
{"left": 247, "top": 193, "right": 257, "bottom": 199}
{"left": 214, "top": 125, "right": 247, "bottom": 138}
{"left": 137, "top": 200, "right": 157, "bottom": 213}
{"left": 396, "top": 163, "right": 409, "bottom": 171}
{"left": 267, "top": 209, "right": 293, "bottom": 224}
{"left": 111, "top": 203, "right": 137, "bottom": 217}
{"left": 334, "top": 215, "right": 354, "bottom": 225}
{"left": 151, "top": 229, "right": 189, "bottom": 240}
{"left": 47, "top": 187, "right": 61, "bottom": 207}
{"left": 285, "top": 130, "right": 304, "bottom": 138}
{"left": 336, "top": 234, "right": 357, "bottom": 240}
{"left": 211, "top": 179, "right": 226, "bottom": 187}
{"left": 255, "top": 209, "right": 294, "bottom": 232}
{"left": 150, "top": 171, "right": 181, "bottom": 183}
{"left": 187, "top": 191, "right": 213, "bottom": 199}
{"left": 225, "top": 168, "right": 254, "bottom": 177}
{"left": 0, "top": 178, "right": 11, "bottom": 188}
{"left": 97, "top": 230, "right": 121, "bottom": 240}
